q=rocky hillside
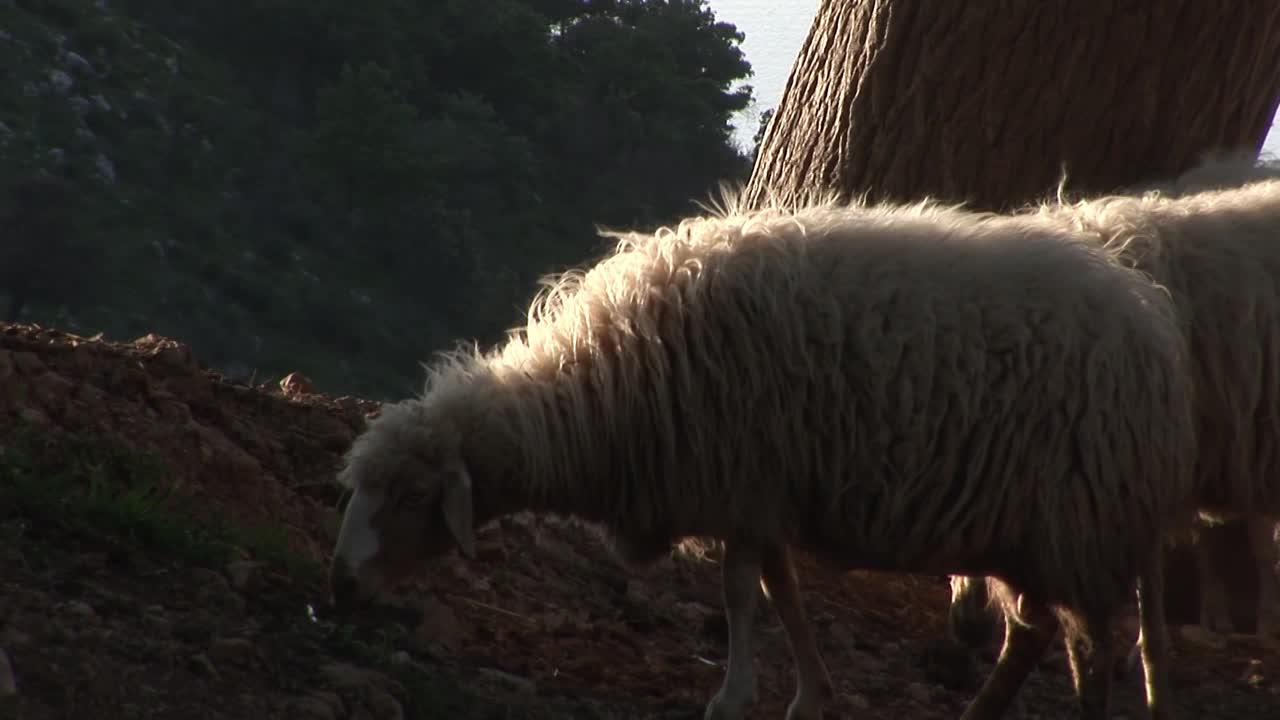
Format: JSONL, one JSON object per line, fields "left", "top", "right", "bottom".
{"left": 2, "top": 321, "right": 1280, "bottom": 719}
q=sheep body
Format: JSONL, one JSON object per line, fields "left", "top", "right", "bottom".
{"left": 949, "top": 154, "right": 1280, "bottom": 665}
{"left": 330, "top": 197, "right": 1197, "bottom": 719}
{"left": 1057, "top": 157, "right": 1280, "bottom": 632}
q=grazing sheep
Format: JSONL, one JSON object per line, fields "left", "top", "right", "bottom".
{"left": 327, "top": 196, "right": 1197, "bottom": 720}
{"left": 948, "top": 155, "right": 1280, "bottom": 660}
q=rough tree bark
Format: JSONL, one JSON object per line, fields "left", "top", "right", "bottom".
{"left": 743, "top": 0, "right": 1280, "bottom": 212}
{"left": 744, "top": 0, "right": 1280, "bottom": 629}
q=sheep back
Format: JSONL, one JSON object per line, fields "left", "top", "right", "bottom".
{"left": 474, "top": 198, "right": 1198, "bottom": 625}
{"left": 1043, "top": 163, "right": 1280, "bottom": 517}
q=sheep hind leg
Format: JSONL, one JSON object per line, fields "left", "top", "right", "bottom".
{"left": 759, "top": 544, "right": 834, "bottom": 720}
{"left": 1135, "top": 545, "right": 1177, "bottom": 720}
{"left": 959, "top": 594, "right": 1059, "bottom": 720}
{"left": 1062, "top": 612, "right": 1115, "bottom": 719}
{"left": 1247, "top": 516, "right": 1280, "bottom": 638}
{"left": 1194, "top": 531, "right": 1235, "bottom": 634}
{"left": 704, "top": 540, "right": 763, "bottom": 720}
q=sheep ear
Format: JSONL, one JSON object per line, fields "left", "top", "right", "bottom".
{"left": 442, "top": 460, "right": 476, "bottom": 559}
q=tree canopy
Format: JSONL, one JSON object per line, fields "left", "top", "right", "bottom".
{"left": 0, "top": 0, "right": 755, "bottom": 398}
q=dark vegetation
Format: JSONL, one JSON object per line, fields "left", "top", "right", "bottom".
{"left": 0, "top": 0, "right": 758, "bottom": 399}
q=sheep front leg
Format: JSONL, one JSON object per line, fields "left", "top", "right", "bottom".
{"left": 1194, "top": 533, "right": 1235, "bottom": 633}
{"left": 1063, "top": 612, "right": 1116, "bottom": 719}
{"left": 1135, "top": 547, "right": 1176, "bottom": 720}
{"left": 705, "top": 541, "right": 763, "bottom": 720}
{"left": 959, "top": 594, "right": 1058, "bottom": 720}
{"left": 760, "top": 544, "right": 835, "bottom": 720}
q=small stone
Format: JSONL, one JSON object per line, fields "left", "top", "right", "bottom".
{"left": 0, "top": 647, "right": 16, "bottom": 696}
{"left": 11, "top": 351, "right": 44, "bottom": 374}
{"left": 368, "top": 689, "right": 404, "bottom": 720}
{"left": 61, "top": 600, "right": 97, "bottom": 621}
{"left": 905, "top": 682, "right": 931, "bottom": 704}
{"left": 319, "top": 662, "right": 399, "bottom": 693}
{"left": 189, "top": 653, "right": 220, "bottom": 679}
{"left": 208, "top": 637, "right": 257, "bottom": 665}
{"left": 388, "top": 651, "right": 412, "bottom": 668}
{"left": 225, "top": 560, "right": 267, "bottom": 593}
{"left": 64, "top": 51, "right": 95, "bottom": 75}
{"left": 48, "top": 69, "right": 73, "bottom": 93}
{"left": 290, "top": 696, "right": 337, "bottom": 720}
{"left": 279, "top": 372, "right": 315, "bottom": 395}
{"left": 847, "top": 694, "right": 870, "bottom": 710}
{"left": 672, "top": 600, "right": 714, "bottom": 626}
{"left": 1178, "top": 624, "right": 1228, "bottom": 650}
{"left": 413, "top": 596, "right": 465, "bottom": 656}
{"left": 477, "top": 667, "right": 536, "bottom": 696}
{"left": 16, "top": 407, "right": 49, "bottom": 426}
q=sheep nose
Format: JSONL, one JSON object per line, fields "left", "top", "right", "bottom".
{"left": 329, "top": 562, "right": 362, "bottom": 613}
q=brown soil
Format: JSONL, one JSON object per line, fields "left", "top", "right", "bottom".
{"left": 2, "top": 321, "right": 1279, "bottom": 719}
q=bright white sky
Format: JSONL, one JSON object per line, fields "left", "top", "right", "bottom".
{"left": 708, "top": 0, "right": 1280, "bottom": 158}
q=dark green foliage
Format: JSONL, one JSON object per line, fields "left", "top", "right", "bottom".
{"left": 1, "top": 0, "right": 755, "bottom": 399}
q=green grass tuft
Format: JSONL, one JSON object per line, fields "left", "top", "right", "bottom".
{"left": 0, "top": 420, "right": 325, "bottom": 582}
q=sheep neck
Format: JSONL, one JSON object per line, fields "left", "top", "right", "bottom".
{"left": 459, "top": 374, "right": 622, "bottom": 532}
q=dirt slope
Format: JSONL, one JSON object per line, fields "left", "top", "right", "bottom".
{"left": 1, "top": 322, "right": 1279, "bottom": 719}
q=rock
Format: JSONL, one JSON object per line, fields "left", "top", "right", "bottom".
{"left": 290, "top": 695, "right": 339, "bottom": 720}
{"left": 189, "top": 653, "right": 220, "bottom": 680}
{"left": 190, "top": 567, "right": 246, "bottom": 614}
{"left": 319, "top": 662, "right": 400, "bottom": 693}
{"left": 279, "top": 372, "right": 315, "bottom": 396}
{"left": 1178, "top": 624, "right": 1228, "bottom": 650}
{"left": 30, "top": 371, "right": 74, "bottom": 409}
{"left": 16, "top": 406, "right": 50, "bottom": 427}
{"left": 48, "top": 69, "right": 73, "bottom": 93}
{"left": 919, "top": 637, "right": 977, "bottom": 691}
{"left": 367, "top": 689, "right": 405, "bottom": 720}
{"left": 478, "top": 667, "right": 537, "bottom": 696}
{"left": 208, "top": 637, "right": 257, "bottom": 665}
{"left": 68, "top": 95, "right": 91, "bottom": 116}
{"left": 0, "top": 627, "right": 31, "bottom": 649}
{"left": 905, "top": 682, "right": 931, "bottom": 705}
{"left": 225, "top": 560, "right": 267, "bottom": 593}
{"left": 413, "top": 596, "right": 465, "bottom": 657}
{"left": 847, "top": 693, "right": 870, "bottom": 710}
{"left": 60, "top": 600, "right": 97, "bottom": 621}
{"left": 304, "top": 692, "right": 345, "bottom": 720}
{"left": 11, "top": 351, "right": 45, "bottom": 375}
{"left": 94, "top": 153, "right": 116, "bottom": 184}
{"left": 64, "top": 51, "right": 95, "bottom": 76}
{"left": 0, "top": 647, "right": 16, "bottom": 696}
{"left": 672, "top": 600, "right": 715, "bottom": 626}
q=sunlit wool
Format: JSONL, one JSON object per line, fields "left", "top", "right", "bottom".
{"left": 334, "top": 193, "right": 1198, "bottom": 719}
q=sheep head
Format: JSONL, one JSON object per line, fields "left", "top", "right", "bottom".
{"left": 328, "top": 400, "right": 477, "bottom": 613}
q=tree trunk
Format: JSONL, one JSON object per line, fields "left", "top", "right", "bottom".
{"left": 743, "top": 0, "right": 1280, "bottom": 212}
{"left": 744, "top": 0, "right": 1280, "bottom": 630}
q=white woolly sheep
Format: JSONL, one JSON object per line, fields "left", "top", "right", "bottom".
{"left": 949, "top": 155, "right": 1280, "bottom": 662}
{"left": 327, "top": 196, "right": 1197, "bottom": 720}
